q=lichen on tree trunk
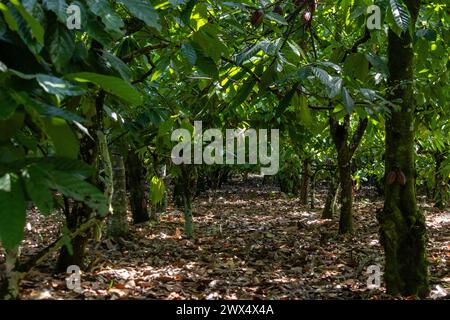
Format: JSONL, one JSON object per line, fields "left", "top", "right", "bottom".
{"left": 299, "top": 158, "right": 311, "bottom": 205}
{"left": 329, "top": 115, "right": 368, "bottom": 234}
{"left": 322, "top": 176, "right": 338, "bottom": 219}
{"left": 378, "top": 0, "right": 429, "bottom": 298}
{"left": 108, "top": 147, "right": 129, "bottom": 239}
{"left": 126, "top": 150, "right": 150, "bottom": 224}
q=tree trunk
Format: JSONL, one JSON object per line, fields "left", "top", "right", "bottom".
{"left": 126, "top": 151, "right": 150, "bottom": 224}
{"left": 378, "top": 0, "right": 429, "bottom": 298}
{"left": 433, "top": 151, "right": 447, "bottom": 209}
{"left": 330, "top": 116, "right": 368, "bottom": 234}
{"left": 0, "top": 247, "right": 22, "bottom": 299}
{"left": 108, "top": 150, "right": 129, "bottom": 238}
{"left": 299, "top": 159, "right": 311, "bottom": 204}
{"left": 322, "top": 177, "right": 338, "bottom": 219}
{"left": 57, "top": 93, "right": 105, "bottom": 271}
{"left": 181, "top": 165, "right": 196, "bottom": 238}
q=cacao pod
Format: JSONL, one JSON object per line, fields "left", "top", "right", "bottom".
{"left": 273, "top": 5, "right": 284, "bottom": 16}
{"left": 302, "top": 10, "right": 312, "bottom": 23}
{"left": 251, "top": 9, "right": 265, "bottom": 27}
{"left": 386, "top": 171, "right": 397, "bottom": 185}
{"left": 396, "top": 170, "right": 407, "bottom": 186}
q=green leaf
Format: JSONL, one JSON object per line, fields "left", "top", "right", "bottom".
{"left": 344, "top": 53, "right": 369, "bottom": 81}
{"left": 86, "top": 0, "right": 124, "bottom": 34}
{"left": 47, "top": 170, "right": 107, "bottom": 215}
{"left": 24, "top": 165, "right": 53, "bottom": 215}
{"left": 36, "top": 157, "right": 94, "bottom": 178}
{"left": 9, "top": 0, "right": 44, "bottom": 45}
{"left": 149, "top": 176, "right": 165, "bottom": 205}
{"left": 236, "top": 40, "right": 271, "bottom": 65}
{"left": 195, "top": 55, "right": 218, "bottom": 79}
{"left": 0, "top": 173, "right": 11, "bottom": 192}
{"left": 49, "top": 23, "right": 75, "bottom": 72}
{"left": 102, "top": 51, "right": 132, "bottom": 82}
{"left": 0, "top": 2, "right": 19, "bottom": 31}
{"left": 265, "top": 12, "right": 288, "bottom": 25}
{"left": 193, "top": 25, "right": 228, "bottom": 62}
{"left": 36, "top": 74, "right": 85, "bottom": 101}
{"left": 231, "top": 79, "right": 255, "bottom": 107}
{"left": 42, "top": 0, "right": 68, "bottom": 23}
{"left": 42, "top": 117, "right": 79, "bottom": 159}
{"left": 0, "top": 173, "right": 26, "bottom": 249}
{"left": 389, "top": 0, "right": 410, "bottom": 32}
{"left": 117, "top": 0, "right": 161, "bottom": 31}
{"left": 181, "top": 42, "right": 197, "bottom": 66}
{"left": 310, "top": 67, "right": 342, "bottom": 98}
{"left": 180, "top": 0, "right": 197, "bottom": 26}
{"left": 341, "top": 87, "right": 354, "bottom": 114}
{"left": 0, "top": 90, "right": 18, "bottom": 120}
{"left": 66, "top": 72, "right": 142, "bottom": 106}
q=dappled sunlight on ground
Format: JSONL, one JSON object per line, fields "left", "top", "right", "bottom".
{"left": 8, "top": 178, "right": 450, "bottom": 300}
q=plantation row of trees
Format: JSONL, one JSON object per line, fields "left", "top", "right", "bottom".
{"left": 0, "top": 0, "right": 448, "bottom": 299}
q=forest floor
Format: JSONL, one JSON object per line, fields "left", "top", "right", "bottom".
{"left": 12, "top": 177, "right": 450, "bottom": 300}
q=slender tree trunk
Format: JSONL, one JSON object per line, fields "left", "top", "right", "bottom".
{"left": 310, "top": 172, "right": 316, "bottom": 209}
{"left": 378, "top": 0, "right": 429, "bottom": 298}
{"left": 181, "top": 165, "right": 196, "bottom": 238}
{"left": 299, "top": 159, "right": 311, "bottom": 204}
{"left": 57, "top": 92, "right": 105, "bottom": 271}
{"left": 0, "top": 247, "right": 21, "bottom": 299}
{"left": 433, "top": 151, "right": 447, "bottom": 209}
{"left": 126, "top": 151, "right": 150, "bottom": 224}
{"left": 108, "top": 149, "right": 129, "bottom": 238}
{"left": 330, "top": 115, "right": 368, "bottom": 234}
{"left": 322, "top": 176, "right": 338, "bottom": 219}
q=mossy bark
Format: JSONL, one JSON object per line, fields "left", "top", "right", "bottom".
{"left": 378, "top": 0, "right": 429, "bottom": 298}
{"left": 330, "top": 116, "right": 368, "bottom": 234}
{"left": 322, "top": 176, "right": 338, "bottom": 219}
{"left": 126, "top": 151, "right": 150, "bottom": 224}
{"left": 299, "top": 159, "right": 311, "bottom": 205}
{"left": 108, "top": 149, "right": 129, "bottom": 238}
{"left": 180, "top": 165, "right": 196, "bottom": 238}
{"left": 57, "top": 92, "right": 105, "bottom": 272}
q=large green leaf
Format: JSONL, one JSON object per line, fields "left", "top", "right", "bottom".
{"left": 86, "top": 0, "right": 124, "bottom": 34}
{"left": 42, "top": 0, "right": 68, "bottom": 23}
{"left": 117, "top": 0, "right": 161, "bottom": 31}
{"left": 236, "top": 40, "right": 271, "bottom": 65}
{"left": 341, "top": 87, "right": 355, "bottom": 115}
{"left": 24, "top": 164, "right": 53, "bottom": 215}
{"left": 49, "top": 23, "right": 75, "bottom": 72}
{"left": 0, "top": 90, "right": 18, "bottom": 120}
{"left": 193, "top": 25, "right": 228, "bottom": 62}
{"left": 231, "top": 79, "right": 255, "bottom": 107}
{"left": 102, "top": 51, "right": 132, "bottom": 82}
{"left": 42, "top": 117, "right": 80, "bottom": 159}
{"left": 389, "top": 0, "right": 411, "bottom": 33}
{"left": 36, "top": 74, "right": 85, "bottom": 100}
{"left": 344, "top": 53, "right": 369, "bottom": 81}
{"left": 0, "top": 173, "right": 26, "bottom": 249}
{"left": 66, "top": 72, "right": 142, "bottom": 106}
{"left": 181, "top": 42, "right": 197, "bottom": 66}
{"left": 195, "top": 55, "right": 218, "bottom": 80}
{"left": 9, "top": 0, "right": 44, "bottom": 45}
{"left": 0, "top": 2, "right": 18, "bottom": 31}
{"left": 46, "top": 170, "right": 107, "bottom": 215}
{"left": 180, "top": 0, "right": 197, "bottom": 26}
